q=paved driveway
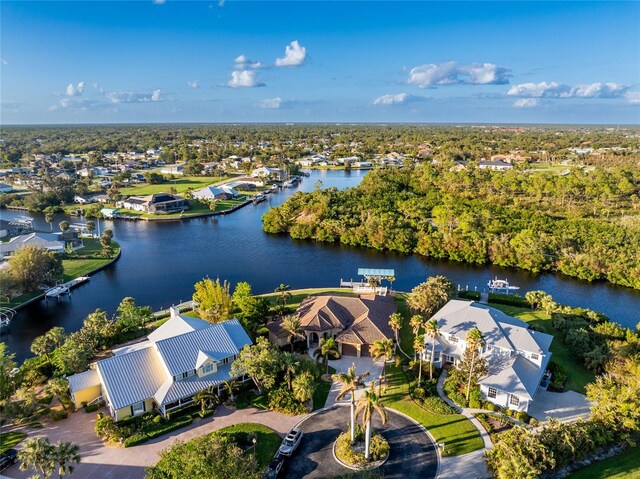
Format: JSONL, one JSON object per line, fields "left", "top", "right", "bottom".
{"left": 529, "top": 389, "right": 592, "bottom": 423}
{"left": 3, "top": 405, "right": 301, "bottom": 479}
{"left": 317, "top": 352, "right": 385, "bottom": 406}
{"left": 286, "top": 405, "right": 438, "bottom": 479}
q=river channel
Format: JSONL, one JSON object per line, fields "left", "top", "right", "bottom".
{"left": 2, "top": 169, "right": 639, "bottom": 361}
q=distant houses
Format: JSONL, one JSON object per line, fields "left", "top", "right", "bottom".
{"left": 0, "top": 232, "right": 66, "bottom": 259}
{"left": 118, "top": 193, "right": 188, "bottom": 214}
{"left": 160, "top": 164, "right": 185, "bottom": 176}
{"left": 252, "top": 166, "right": 286, "bottom": 181}
{"left": 0, "top": 183, "right": 14, "bottom": 194}
{"left": 478, "top": 159, "right": 514, "bottom": 171}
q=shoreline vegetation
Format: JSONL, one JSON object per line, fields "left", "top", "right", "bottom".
{"left": 262, "top": 165, "right": 640, "bottom": 291}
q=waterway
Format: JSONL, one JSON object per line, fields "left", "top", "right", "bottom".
{"left": 2, "top": 169, "right": 639, "bottom": 361}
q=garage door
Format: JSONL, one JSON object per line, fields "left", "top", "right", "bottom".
{"left": 360, "top": 344, "right": 370, "bottom": 357}
{"left": 341, "top": 343, "right": 359, "bottom": 357}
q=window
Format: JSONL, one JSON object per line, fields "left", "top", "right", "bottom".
{"left": 433, "top": 352, "right": 440, "bottom": 362}
{"left": 510, "top": 395, "right": 520, "bottom": 407}
{"left": 488, "top": 387, "right": 497, "bottom": 399}
{"left": 449, "top": 335, "right": 459, "bottom": 343}
{"left": 531, "top": 353, "right": 539, "bottom": 360}
{"left": 132, "top": 401, "right": 145, "bottom": 416}
{"left": 202, "top": 362, "right": 214, "bottom": 374}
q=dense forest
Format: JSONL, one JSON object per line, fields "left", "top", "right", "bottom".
{"left": 262, "top": 164, "right": 640, "bottom": 289}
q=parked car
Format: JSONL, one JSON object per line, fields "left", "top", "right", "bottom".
{"left": 0, "top": 448, "right": 18, "bottom": 471}
{"left": 264, "top": 454, "right": 286, "bottom": 479}
{"left": 278, "top": 428, "right": 303, "bottom": 456}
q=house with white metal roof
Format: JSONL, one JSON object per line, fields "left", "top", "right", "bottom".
{"left": 191, "top": 185, "right": 238, "bottom": 201}
{"left": 423, "top": 300, "right": 553, "bottom": 412}
{"left": 67, "top": 308, "right": 252, "bottom": 421}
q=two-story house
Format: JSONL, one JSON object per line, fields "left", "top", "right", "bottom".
{"left": 67, "top": 309, "right": 252, "bottom": 421}
{"left": 423, "top": 300, "right": 553, "bottom": 412}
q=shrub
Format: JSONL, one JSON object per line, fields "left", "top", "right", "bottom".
{"left": 368, "top": 434, "right": 390, "bottom": 461}
{"left": 488, "top": 293, "right": 529, "bottom": 307}
{"left": 458, "top": 291, "right": 481, "bottom": 300}
{"left": 335, "top": 431, "right": 366, "bottom": 466}
{"left": 50, "top": 410, "right": 68, "bottom": 421}
{"left": 516, "top": 411, "right": 530, "bottom": 424}
{"left": 485, "top": 402, "right": 496, "bottom": 412}
{"left": 123, "top": 433, "right": 148, "bottom": 448}
{"left": 468, "top": 387, "right": 482, "bottom": 409}
{"left": 422, "top": 396, "right": 457, "bottom": 415}
{"left": 268, "top": 388, "right": 307, "bottom": 416}
{"left": 413, "top": 387, "right": 426, "bottom": 401}
{"left": 152, "top": 415, "right": 163, "bottom": 423}
{"left": 448, "top": 391, "right": 468, "bottom": 408}
{"left": 84, "top": 404, "right": 99, "bottom": 413}
{"left": 529, "top": 417, "right": 540, "bottom": 427}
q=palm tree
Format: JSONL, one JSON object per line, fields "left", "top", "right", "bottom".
{"left": 47, "top": 377, "right": 71, "bottom": 410}
{"left": 18, "top": 436, "right": 55, "bottom": 478}
{"left": 52, "top": 440, "right": 81, "bottom": 477}
{"left": 193, "top": 386, "right": 219, "bottom": 415}
{"left": 424, "top": 319, "right": 440, "bottom": 380}
{"left": 282, "top": 315, "right": 305, "bottom": 352}
{"left": 414, "top": 334, "right": 426, "bottom": 387}
{"left": 332, "top": 363, "right": 370, "bottom": 443}
{"left": 274, "top": 283, "right": 292, "bottom": 312}
{"left": 465, "top": 328, "right": 485, "bottom": 401}
{"left": 355, "top": 382, "right": 388, "bottom": 461}
{"left": 292, "top": 370, "right": 316, "bottom": 404}
{"left": 386, "top": 275, "right": 395, "bottom": 291}
{"left": 222, "top": 379, "right": 239, "bottom": 403}
{"left": 313, "top": 337, "right": 340, "bottom": 375}
{"left": 281, "top": 352, "right": 301, "bottom": 391}
{"left": 45, "top": 212, "right": 55, "bottom": 232}
{"left": 370, "top": 338, "right": 393, "bottom": 395}
{"left": 409, "top": 315, "right": 424, "bottom": 361}
{"left": 85, "top": 221, "right": 96, "bottom": 237}
{"left": 59, "top": 220, "right": 69, "bottom": 232}
{"left": 388, "top": 313, "right": 402, "bottom": 352}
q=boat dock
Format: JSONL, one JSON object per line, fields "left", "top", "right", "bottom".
{"left": 45, "top": 276, "right": 90, "bottom": 301}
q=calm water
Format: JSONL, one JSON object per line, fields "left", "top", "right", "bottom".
{"left": 2, "top": 169, "right": 640, "bottom": 361}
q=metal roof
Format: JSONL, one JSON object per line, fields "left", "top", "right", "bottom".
{"left": 97, "top": 346, "right": 167, "bottom": 410}
{"left": 358, "top": 268, "right": 395, "bottom": 277}
{"left": 154, "top": 319, "right": 251, "bottom": 377}
{"left": 67, "top": 369, "right": 101, "bottom": 393}
{"left": 155, "top": 363, "right": 236, "bottom": 406}
{"left": 480, "top": 354, "right": 550, "bottom": 400}
{"left": 148, "top": 314, "right": 211, "bottom": 343}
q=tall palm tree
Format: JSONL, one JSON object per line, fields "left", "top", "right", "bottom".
{"left": 313, "top": 337, "right": 340, "bottom": 375}
{"left": 292, "top": 370, "right": 316, "bottom": 404}
{"left": 53, "top": 440, "right": 81, "bottom": 477}
{"left": 18, "top": 436, "right": 55, "bottom": 478}
{"left": 424, "top": 319, "right": 440, "bottom": 380}
{"left": 355, "top": 382, "right": 388, "bottom": 461}
{"left": 274, "top": 284, "right": 292, "bottom": 312}
{"left": 370, "top": 338, "right": 393, "bottom": 395}
{"left": 47, "top": 378, "right": 70, "bottom": 410}
{"left": 465, "top": 328, "right": 485, "bottom": 401}
{"left": 281, "top": 352, "right": 301, "bottom": 391}
{"left": 193, "top": 386, "right": 219, "bottom": 415}
{"left": 332, "top": 363, "right": 370, "bottom": 443}
{"left": 409, "top": 315, "right": 424, "bottom": 361}
{"left": 222, "top": 379, "right": 239, "bottom": 403}
{"left": 45, "top": 212, "right": 55, "bottom": 232}
{"left": 414, "top": 334, "right": 426, "bottom": 387}
{"left": 282, "top": 315, "right": 305, "bottom": 352}
{"left": 388, "top": 313, "right": 402, "bottom": 352}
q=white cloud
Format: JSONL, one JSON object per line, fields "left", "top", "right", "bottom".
{"left": 187, "top": 80, "right": 200, "bottom": 89}
{"left": 373, "top": 93, "right": 429, "bottom": 105}
{"left": 513, "top": 98, "right": 541, "bottom": 108}
{"left": 625, "top": 91, "right": 640, "bottom": 104}
{"left": 65, "top": 81, "right": 85, "bottom": 97}
{"left": 408, "top": 62, "right": 511, "bottom": 88}
{"left": 275, "top": 40, "right": 307, "bottom": 67}
{"left": 256, "top": 97, "right": 284, "bottom": 109}
{"left": 507, "top": 81, "right": 629, "bottom": 99}
{"left": 105, "top": 89, "right": 163, "bottom": 103}
{"left": 152, "top": 0, "right": 166, "bottom": 4}
{"left": 228, "top": 70, "right": 263, "bottom": 88}
{"left": 50, "top": 98, "right": 99, "bottom": 111}
{"left": 234, "top": 55, "right": 264, "bottom": 69}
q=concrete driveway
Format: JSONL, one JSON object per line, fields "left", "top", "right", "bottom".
{"left": 3, "top": 405, "right": 301, "bottom": 479}
{"left": 529, "top": 389, "right": 592, "bottom": 423}
{"left": 286, "top": 404, "right": 438, "bottom": 479}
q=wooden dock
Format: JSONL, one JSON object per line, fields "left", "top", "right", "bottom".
{"left": 45, "top": 276, "right": 90, "bottom": 301}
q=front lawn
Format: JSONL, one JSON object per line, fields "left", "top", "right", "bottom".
{"left": 61, "top": 239, "right": 121, "bottom": 281}
{"left": 313, "top": 365, "right": 336, "bottom": 411}
{"left": 566, "top": 446, "right": 640, "bottom": 479}
{"left": 383, "top": 364, "right": 484, "bottom": 456}
{"left": 118, "top": 175, "right": 229, "bottom": 196}
{"left": 488, "top": 303, "right": 595, "bottom": 393}
{"left": 215, "top": 423, "right": 281, "bottom": 467}
{"left": 0, "top": 431, "right": 27, "bottom": 453}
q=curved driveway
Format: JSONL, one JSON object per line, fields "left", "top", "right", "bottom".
{"left": 286, "top": 405, "right": 438, "bottom": 479}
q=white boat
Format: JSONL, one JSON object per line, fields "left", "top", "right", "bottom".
{"left": 252, "top": 194, "right": 266, "bottom": 204}
{"left": 487, "top": 277, "right": 520, "bottom": 292}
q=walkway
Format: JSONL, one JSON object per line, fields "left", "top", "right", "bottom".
{"left": 3, "top": 405, "right": 301, "bottom": 479}
{"left": 436, "top": 370, "right": 492, "bottom": 479}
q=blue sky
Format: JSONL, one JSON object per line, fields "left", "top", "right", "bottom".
{"left": 2, "top": 1, "right": 639, "bottom": 124}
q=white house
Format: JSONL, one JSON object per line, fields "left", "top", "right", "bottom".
{"left": 423, "top": 300, "right": 553, "bottom": 412}
{"left": 251, "top": 167, "right": 285, "bottom": 181}
{"left": 0, "top": 232, "right": 65, "bottom": 259}
{"left": 192, "top": 185, "right": 238, "bottom": 201}
{"left": 160, "top": 165, "right": 185, "bottom": 176}
{"left": 478, "top": 160, "right": 514, "bottom": 171}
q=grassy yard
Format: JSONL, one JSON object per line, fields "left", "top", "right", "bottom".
{"left": 566, "top": 446, "right": 640, "bottom": 479}
{"left": 394, "top": 292, "right": 416, "bottom": 356}
{"left": 0, "top": 431, "right": 27, "bottom": 453}
{"left": 119, "top": 175, "right": 229, "bottom": 196}
{"left": 313, "top": 365, "right": 336, "bottom": 411}
{"left": 115, "top": 197, "right": 247, "bottom": 219}
{"left": 488, "top": 303, "right": 595, "bottom": 393}
{"left": 260, "top": 288, "right": 358, "bottom": 312}
{"left": 215, "top": 423, "right": 281, "bottom": 467}
{"left": 383, "top": 364, "right": 484, "bottom": 456}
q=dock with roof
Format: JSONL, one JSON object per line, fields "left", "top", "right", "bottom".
{"left": 340, "top": 267, "right": 396, "bottom": 296}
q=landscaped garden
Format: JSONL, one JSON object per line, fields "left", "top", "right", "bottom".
{"left": 566, "top": 445, "right": 640, "bottom": 479}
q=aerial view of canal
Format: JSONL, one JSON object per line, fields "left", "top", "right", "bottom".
{"left": 3, "top": 168, "right": 640, "bottom": 360}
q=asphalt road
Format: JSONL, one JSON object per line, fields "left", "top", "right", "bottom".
{"left": 285, "top": 405, "right": 438, "bottom": 479}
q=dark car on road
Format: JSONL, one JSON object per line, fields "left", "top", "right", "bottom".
{"left": 264, "top": 454, "right": 286, "bottom": 479}
{"left": 0, "top": 448, "right": 18, "bottom": 471}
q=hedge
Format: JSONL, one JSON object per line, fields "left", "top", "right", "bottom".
{"left": 487, "top": 293, "right": 530, "bottom": 307}
{"left": 458, "top": 291, "right": 481, "bottom": 300}
{"left": 123, "top": 415, "right": 193, "bottom": 447}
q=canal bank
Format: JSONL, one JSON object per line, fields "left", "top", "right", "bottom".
{"left": 2, "top": 169, "right": 640, "bottom": 361}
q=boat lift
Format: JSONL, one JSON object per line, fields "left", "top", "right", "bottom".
{"left": 0, "top": 307, "right": 16, "bottom": 330}
{"left": 340, "top": 268, "right": 395, "bottom": 296}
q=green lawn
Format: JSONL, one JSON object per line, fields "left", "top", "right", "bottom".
{"left": 383, "top": 364, "right": 484, "bottom": 456}
{"left": 394, "top": 292, "right": 416, "bottom": 357}
{"left": 116, "top": 198, "right": 247, "bottom": 220}
{"left": 119, "top": 175, "right": 229, "bottom": 196}
{"left": 0, "top": 431, "right": 27, "bottom": 453}
{"left": 259, "top": 288, "right": 358, "bottom": 312}
{"left": 0, "top": 290, "right": 44, "bottom": 309}
{"left": 488, "top": 303, "right": 595, "bottom": 393}
{"left": 566, "top": 446, "right": 640, "bottom": 479}
{"left": 214, "top": 423, "right": 281, "bottom": 467}
{"left": 313, "top": 365, "right": 336, "bottom": 411}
